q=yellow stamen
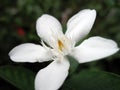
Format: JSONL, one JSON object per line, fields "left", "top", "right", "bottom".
{"left": 58, "top": 40, "right": 64, "bottom": 51}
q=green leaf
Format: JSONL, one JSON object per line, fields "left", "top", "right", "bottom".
{"left": 0, "top": 65, "right": 35, "bottom": 90}
{"left": 67, "top": 56, "right": 79, "bottom": 75}
{"left": 62, "top": 70, "right": 120, "bottom": 90}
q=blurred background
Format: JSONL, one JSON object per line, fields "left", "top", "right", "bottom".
{"left": 0, "top": 0, "right": 120, "bottom": 90}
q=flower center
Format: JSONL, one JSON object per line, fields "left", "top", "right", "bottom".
{"left": 58, "top": 40, "right": 64, "bottom": 52}
{"left": 51, "top": 35, "right": 75, "bottom": 60}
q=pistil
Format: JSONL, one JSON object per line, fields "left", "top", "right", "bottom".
{"left": 58, "top": 40, "right": 64, "bottom": 51}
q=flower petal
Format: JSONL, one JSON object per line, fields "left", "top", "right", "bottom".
{"left": 70, "top": 36, "right": 119, "bottom": 63}
{"left": 35, "top": 58, "right": 70, "bottom": 90}
{"left": 36, "top": 14, "right": 63, "bottom": 47}
{"left": 9, "top": 43, "right": 52, "bottom": 63}
{"left": 65, "top": 9, "right": 96, "bottom": 43}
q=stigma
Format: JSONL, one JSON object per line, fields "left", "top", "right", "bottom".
{"left": 58, "top": 40, "right": 64, "bottom": 52}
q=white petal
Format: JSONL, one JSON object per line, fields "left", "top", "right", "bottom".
{"left": 35, "top": 58, "right": 70, "bottom": 90}
{"left": 9, "top": 43, "right": 52, "bottom": 63}
{"left": 70, "top": 36, "right": 119, "bottom": 63}
{"left": 36, "top": 14, "right": 63, "bottom": 47}
{"left": 65, "top": 9, "right": 96, "bottom": 43}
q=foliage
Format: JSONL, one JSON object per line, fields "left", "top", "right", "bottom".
{"left": 0, "top": 66, "right": 35, "bottom": 90}
{"left": 62, "top": 70, "right": 120, "bottom": 90}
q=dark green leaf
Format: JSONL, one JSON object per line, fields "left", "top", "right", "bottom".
{"left": 0, "top": 65, "right": 35, "bottom": 90}
{"left": 67, "top": 56, "right": 79, "bottom": 75}
{"left": 62, "top": 70, "right": 120, "bottom": 90}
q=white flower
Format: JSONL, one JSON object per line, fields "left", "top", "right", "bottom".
{"left": 9, "top": 9, "right": 119, "bottom": 90}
